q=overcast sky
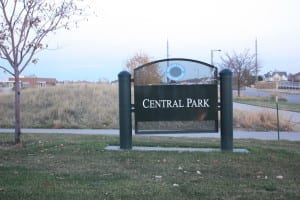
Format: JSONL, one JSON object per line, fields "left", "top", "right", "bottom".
{"left": 1, "top": 0, "right": 299, "bottom": 81}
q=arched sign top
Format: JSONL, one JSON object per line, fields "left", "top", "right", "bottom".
{"left": 134, "top": 58, "right": 217, "bottom": 86}
{"left": 136, "top": 58, "right": 215, "bottom": 70}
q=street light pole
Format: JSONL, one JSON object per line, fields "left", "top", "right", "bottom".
{"left": 211, "top": 49, "right": 221, "bottom": 66}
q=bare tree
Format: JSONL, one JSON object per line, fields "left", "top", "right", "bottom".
{"left": 126, "top": 51, "right": 151, "bottom": 75}
{"left": 220, "top": 49, "right": 258, "bottom": 97}
{"left": 0, "top": 0, "right": 89, "bottom": 144}
{"left": 126, "top": 51, "right": 162, "bottom": 85}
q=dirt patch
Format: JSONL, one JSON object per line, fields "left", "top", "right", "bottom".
{"left": 0, "top": 142, "right": 24, "bottom": 150}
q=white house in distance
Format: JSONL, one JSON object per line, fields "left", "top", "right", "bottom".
{"left": 264, "top": 71, "right": 288, "bottom": 82}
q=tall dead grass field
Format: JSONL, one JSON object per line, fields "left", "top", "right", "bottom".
{"left": 0, "top": 83, "right": 295, "bottom": 131}
{"left": 0, "top": 83, "right": 118, "bottom": 129}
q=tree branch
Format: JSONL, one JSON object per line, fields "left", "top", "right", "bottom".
{"left": 0, "top": 65, "right": 14, "bottom": 76}
{"left": 2, "top": 0, "right": 90, "bottom": 74}
{"left": 17, "top": 1, "right": 38, "bottom": 66}
{"left": 19, "top": 2, "right": 66, "bottom": 73}
{"left": 0, "top": 44, "right": 14, "bottom": 67}
{"left": 15, "top": 5, "right": 31, "bottom": 53}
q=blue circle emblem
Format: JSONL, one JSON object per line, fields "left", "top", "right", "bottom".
{"left": 166, "top": 63, "right": 185, "bottom": 81}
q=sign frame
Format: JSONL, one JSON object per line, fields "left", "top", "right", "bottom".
{"left": 134, "top": 58, "right": 218, "bottom": 134}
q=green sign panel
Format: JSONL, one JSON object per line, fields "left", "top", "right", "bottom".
{"left": 134, "top": 58, "right": 218, "bottom": 133}
{"left": 135, "top": 84, "right": 217, "bottom": 121}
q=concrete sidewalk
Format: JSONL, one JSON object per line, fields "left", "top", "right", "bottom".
{"left": 0, "top": 128, "right": 299, "bottom": 141}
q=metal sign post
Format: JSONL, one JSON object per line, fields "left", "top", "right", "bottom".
{"left": 118, "top": 71, "right": 132, "bottom": 149}
{"left": 220, "top": 69, "right": 233, "bottom": 152}
{"left": 276, "top": 96, "right": 280, "bottom": 141}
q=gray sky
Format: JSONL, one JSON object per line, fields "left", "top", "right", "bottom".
{"left": 1, "top": 0, "right": 299, "bottom": 81}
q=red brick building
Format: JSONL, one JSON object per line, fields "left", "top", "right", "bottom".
{"left": 8, "top": 77, "right": 57, "bottom": 88}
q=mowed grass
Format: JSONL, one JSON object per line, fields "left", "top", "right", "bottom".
{"left": 0, "top": 133, "right": 299, "bottom": 200}
{"left": 234, "top": 95, "right": 300, "bottom": 113}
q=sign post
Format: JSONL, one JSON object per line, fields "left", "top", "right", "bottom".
{"left": 276, "top": 96, "right": 280, "bottom": 141}
{"left": 118, "top": 71, "right": 132, "bottom": 149}
{"left": 220, "top": 69, "right": 233, "bottom": 151}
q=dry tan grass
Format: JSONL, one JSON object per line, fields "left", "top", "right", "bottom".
{"left": 0, "top": 84, "right": 296, "bottom": 131}
{"left": 233, "top": 109, "right": 295, "bottom": 131}
{"left": 0, "top": 83, "right": 119, "bottom": 128}
{"left": 255, "top": 81, "right": 276, "bottom": 89}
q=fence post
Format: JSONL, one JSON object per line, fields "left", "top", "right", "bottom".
{"left": 220, "top": 69, "right": 233, "bottom": 152}
{"left": 118, "top": 71, "right": 132, "bottom": 149}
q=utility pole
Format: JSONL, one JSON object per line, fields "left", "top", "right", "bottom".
{"left": 167, "top": 39, "right": 170, "bottom": 59}
{"left": 166, "top": 39, "right": 170, "bottom": 83}
{"left": 211, "top": 49, "right": 221, "bottom": 66}
{"left": 255, "top": 38, "right": 258, "bottom": 81}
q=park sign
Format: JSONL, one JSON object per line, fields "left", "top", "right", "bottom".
{"left": 118, "top": 58, "right": 233, "bottom": 151}
{"left": 134, "top": 58, "right": 218, "bottom": 133}
{"left": 135, "top": 85, "right": 217, "bottom": 121}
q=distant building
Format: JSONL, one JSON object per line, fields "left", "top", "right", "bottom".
{"left": 0, "top": 79, "right": 15, "bottom": 91}
{"left": 288, "top": 72, "right": 300, "bottom": 82}
{"left": 264, "top": 71, "right": 288, "bottom": 82}
{"left": 8, "top": 77, "right": 57, "bottom": 88}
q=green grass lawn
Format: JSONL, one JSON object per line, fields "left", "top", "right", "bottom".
{"left": 0, "top": 133, "right": 299, "bottom": 200}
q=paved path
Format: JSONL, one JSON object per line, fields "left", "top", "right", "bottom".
{"left": 1, "top": 103, "right": 299, "bottom": 141}
{"left": 0, "top": 128, "right": 299, "bottom": 141}
{"left": 234, "top": 88, "right": 300, "bottom": 103}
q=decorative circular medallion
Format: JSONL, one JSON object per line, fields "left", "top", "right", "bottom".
{"left": 166, "top": 63, "right": 185, "bottom": 81}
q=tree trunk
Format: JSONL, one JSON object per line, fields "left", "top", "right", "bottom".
{"left": 14, "top": 71, "right": 22, "bottom": 144}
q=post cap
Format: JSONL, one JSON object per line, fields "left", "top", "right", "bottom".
{"left": 118, "top": 70, "right": 131, "bottom": 78}
{"left": 219, "top": 68, "right": 232, "bottom": 75}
